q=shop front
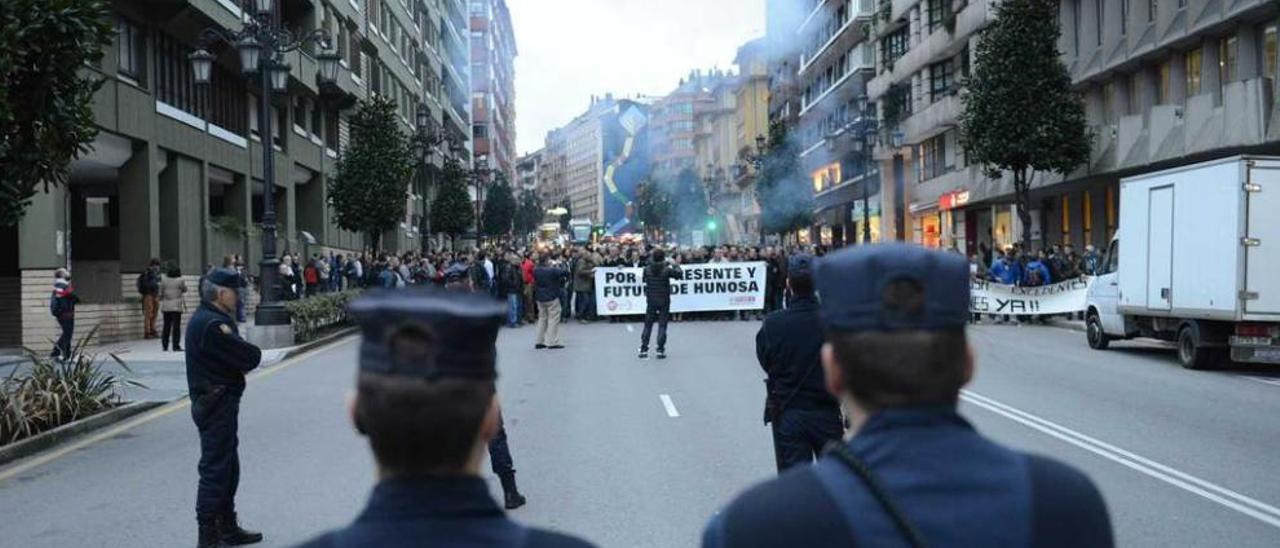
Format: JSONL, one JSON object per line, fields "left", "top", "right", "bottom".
{"left": 849, "top": 199, "right": 881, "bottom": 244}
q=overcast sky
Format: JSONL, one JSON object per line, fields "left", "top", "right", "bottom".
{"left": 508, "top": 0, "right": 765, "bottom": 155}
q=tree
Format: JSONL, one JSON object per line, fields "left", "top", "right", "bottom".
{"left": 513, "top": 191, "right": 544, "bottom": 237}
{"left": 959, "top": 0, "right": 1090, "bottom": 250}
{"left": 481, "top": 173, "right": 517, "bottom": 238}
{"left": 636, "top": 180, "right": 673, "bottom": 238}
{"left": 0, "top": 0, "right": 113, "bottom": 227}
{"left": 431, "top": 158, "right": 475, "bottom": 248}
{"left": 757, "top": 119, "right": 813, "bottom": 237}
{"left": 328, "top": 96, "right": 414, "bottom": 251}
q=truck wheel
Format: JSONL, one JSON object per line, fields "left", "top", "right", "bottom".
{"left": 1086, "top": 314, "right": 1110, "bottom": 350}
{"left": 1177, "top": 326, "right": 1216, "bottom": 370}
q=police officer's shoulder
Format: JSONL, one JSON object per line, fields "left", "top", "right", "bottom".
{"left": 1024, "top": 453, "right": 1113, "bottom": 546}
{"left": 707, "top": 466, "right": 847, "bottom": 547}
{"left": 524, "top": 527, "right": 599, "bottom": 548}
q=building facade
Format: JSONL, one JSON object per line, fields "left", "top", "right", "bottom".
{"left": 1, "top": 0, "right": 471, "bottom": 351}
{"left": 469, "top": 0, "right": 517, "bottom": 182}
{"left": 732, "top": 39, "right": 772, "bottom": 241}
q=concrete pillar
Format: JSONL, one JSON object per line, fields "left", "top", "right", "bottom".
{"left": 118, "top": 141, "right": 159, "bottom": 272}
{"left": 158, "top": 153, "right": 205, "bottom": 274}
{"left": 17, "top": 184, "right": 68, "bottom": 270}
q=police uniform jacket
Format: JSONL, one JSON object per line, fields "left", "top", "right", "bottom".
{"left": 296, "top": 477, "right": 595, "bottom": 548}
{"left": 756, "top": 294, "right": 838, "bottom": 414}
{"left": 703, "top": 407, "right": 1112, "bottom": 548}
{"left": 184, "top": 302, "right": 262, "bottom": 397}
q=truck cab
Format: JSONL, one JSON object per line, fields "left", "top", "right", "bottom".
{"left": 1085, "top": 237, "right": 1124, "bottom": 347}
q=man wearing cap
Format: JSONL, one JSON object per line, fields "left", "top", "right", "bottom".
{"left": 295, "top": 288, "right": 594, "bottom": 548}
{"left": 186, "top": 268, "right": 264, "bottom": 547}
{"left": 703, "top": 244, "right": 1112, "bottom": 548}
{"left": 757, "top": 254, "right": 842, "bottom": 472}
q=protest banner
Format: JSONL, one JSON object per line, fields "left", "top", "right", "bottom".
{"left": 594, "top": 261, "right": 767, "bottom": 316}
{"left": 970, "top": 277, "right": 1092, "bottom": 316}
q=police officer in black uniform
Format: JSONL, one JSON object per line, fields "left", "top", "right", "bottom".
{"left": 703, "top": 244, "right": 1113, "bottom": 548}
{"left": 757, "top": 254, "right": 842, "bottom": 472}
{"left": 296, "top": 288, "right": 593, "bottom": 547}
{"left": 186, "top": 268, "right": 264, "bottom": 548}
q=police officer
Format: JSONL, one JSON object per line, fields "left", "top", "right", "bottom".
{"left": 757, "top": 254, "right": 842, "bottom": 472}
{"left": 186, "top": 268, "right": 263, "bottom": 548}
{"left": 703, "top": 244, "right": 1113, "bottom": 548}
{"left": 295, "top": 288, "right": 594, "bottom": 547}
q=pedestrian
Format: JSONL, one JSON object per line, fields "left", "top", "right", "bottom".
{"left": 232, "top": 256, "right": 248, "bottom": 323}
{"left": 186, "top": 268, "right": 264, "bottom": 548}
{"left": 702, "top": 244, "right": 1113, "bottom": 548}
{"left": 1081, "top": 244, "right": 1101, "bottom": 276}
{"left": 498, "top": 253, "right": 524, "bottom": 328}
{"left": 160, "top": 264, "right": 188, "bottom": 352}
{"left": 521, "top": 252, "right": 537, "bottom": 324}
{"left": 756, "top": 254, "right": 842, "bottom": 472}
{"left": 294, "top": 289, "right": 594, "bottom": 548}
{"left": 137, "top": 258, "right": 162, "bottom": 338}
{"left": 49, "top": 268, "right": 78, "bottom": 361}
{"left": 638, "top": 248, "right": 682, "bottom": 360}
{"left": 572, "top": 250, "right": 596, "bottom": 323}
{"left": 533, "top": 254, "right": 569, "bottom": 350}
{"left": 303, "top": 258, "right": 319, "bottom": 297}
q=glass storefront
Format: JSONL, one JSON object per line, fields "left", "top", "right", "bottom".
{"left": 919, "top": 213, "right": 941, "bottom": 248}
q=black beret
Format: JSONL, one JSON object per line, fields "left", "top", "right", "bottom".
{"left": 348, "top": 287, "right": 506, "bottom": 381}
{"left": 815, "top": 244, "right": 969, "bottom": 332}
{"left": 787, "top": 254, "right": 815, "bottom": 279}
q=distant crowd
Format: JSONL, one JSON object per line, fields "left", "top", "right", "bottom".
{"left": 971, "top": 242, "right": 1102, "bottom": 287}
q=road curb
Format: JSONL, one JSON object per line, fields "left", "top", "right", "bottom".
{"left": 283, "top": 326, "right": 357, "bottom": 360}
{"left": 0, "top": 401, "right": 165, "bottom": 467}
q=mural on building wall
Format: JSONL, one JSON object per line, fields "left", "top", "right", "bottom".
{"left": 600, "top": 101, "right": 652, "bottom": 235}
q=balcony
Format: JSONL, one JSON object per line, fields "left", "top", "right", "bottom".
{"left": 799, "top": 44, "right": 874, "bottom": 117}
{"left": 799, "top": 0, "right": 876, "bottom": 76}
{"left": 868, "top": 0, "right": 988, "bottom": 99}
{"left": 900, "top": 93, "right": 959, "bottom": 144}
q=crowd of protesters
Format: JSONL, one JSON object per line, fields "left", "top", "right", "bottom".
{"left": 969, "top": 241, "right": 1102, "bottom": 287}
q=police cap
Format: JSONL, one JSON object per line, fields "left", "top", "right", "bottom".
{"left": 814, "top": 243, "right": 969, "bottom": 332}
{"left": 348, "top": 287, "right": 506, "bottom": 381}
{"left": 205, "top": 268, "right": 240, "bottom": 288}
{"left": 787, "top": 253, "right": 815, "bottom": 281}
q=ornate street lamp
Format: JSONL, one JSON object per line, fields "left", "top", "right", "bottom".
{"left": 189, "top": 0, "right": 337, "bottom": 329}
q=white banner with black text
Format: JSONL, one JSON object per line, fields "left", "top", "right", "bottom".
{"left": 970, "top": 277, "right": 1091, "bottom": 316}
{"left": 594, "top": 261, "right": 767, "bottom": 316}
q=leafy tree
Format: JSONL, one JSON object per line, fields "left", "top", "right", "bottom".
{"left": 636, "top": 180, "right": 673, "bottom": 236}
{"left": 0, "top": 0, "right": 113, "bottom": 227}
{"left": 431, "top": 158, "right": 475, "bottom": 248}
{"left": 481, "top": 173, "right": 517, "bottom": 238}
{"left": 959, "top": 0, "right": 1090, "bottom": 250}
{"left": 328, "top": 96, "right": 414, "bottom": 251}
{"left": 513, "top": 190, "right": 543, "bottom": 236}
{"left": 757, "top": 119, "right": 813, "bottom": 236}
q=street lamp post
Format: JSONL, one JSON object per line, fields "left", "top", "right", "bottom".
{"left": 190, "top": 0, "right": 340, "bottom": 328}
{"left": 411, "top": 104, "right": 451, "bottom": 254}
{"left": 470, "top": 155, "right": 490, "bottom": 247}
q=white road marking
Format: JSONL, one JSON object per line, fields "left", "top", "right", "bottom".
{"left": 659, "top": 394, "right": 680, "bottom": 418}
{"left": 1244, "top": 376, "right": 1280, "bottom": 388}
{"left": 961, "top": 390, "right": 1280, "bottom": 529}
{"left": 626, "top": 324, "right": 635, "bottom": 333}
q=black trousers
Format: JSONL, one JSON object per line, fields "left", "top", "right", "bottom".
{"left": 487, "top": 413, "right": 514, "bottom": 477}
{"left": 162, "top": 311, "right": 182, "bottom": 350}
{"left": 772, "top": 406, "right": 843, "bottom": 473}
{"left": 640, "top": 303, "right": 671, "bottom": 352}
{"left": 192, "top": 388, "right": 241, "bottom": 522}
{"left": 53, "top": 318, "right": 74, "bottom": 359}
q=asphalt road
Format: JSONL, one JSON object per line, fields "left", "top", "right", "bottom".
{"left": 1, "top": 320, "right": 1278, "bottom": 547}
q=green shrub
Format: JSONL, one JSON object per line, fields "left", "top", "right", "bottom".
{"left": 1, "top": 326, "right": 144, "bottom": 445}
{"left": 284, "top": 290, "right": 361, "bottom": 343}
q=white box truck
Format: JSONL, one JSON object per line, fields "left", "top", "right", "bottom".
{"left": 1085, "top": 156, "right": 1280, "bottom": 369}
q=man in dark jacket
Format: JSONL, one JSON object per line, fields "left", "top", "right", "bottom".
{"left": 294, "top": 289, "right": 593, "bottom": 548}
{"left": 756, "top": 254, "right": 842, "bottom": 472}
{"left": 703, "top": 245, "right": 1112, "bottom": 548}
{"left": 639, "top": 248, "right": 683, "bottom": 360}
{"left": 49, "top": 268, "right": 79, "bottom": 361}
{"left": 138, "top": 258, "right": 162, "bottom": 338}
{"left": 497, "top": 254, "right": 524, "bottom": 328}
{"left": 187, "top": 269, "right": 264, "bottom": 547}
{"left": 533, "top": 254, "right": 569, "bottom": 349}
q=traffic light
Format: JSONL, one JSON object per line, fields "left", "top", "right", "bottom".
{"left": 706, "top": 219, "right": 718, "bottom": 231}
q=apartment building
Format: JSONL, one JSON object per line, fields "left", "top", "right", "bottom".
{"left": 694, "top": 73, "right": 744, "bottom": 244}
{"left": 0, "top": 0, "right": 471, "bottom": 351}
{"left": 538, "top": 127, "right": 569, "bottom": 209}
{"left": 469, "top": 0, "right": 517, "bottom": 182}
{"left": 516, "top": 150, "right": 541, "bottom": 194}
{"left": 796, "top": 0, "right": 879, "bottom": 246}
{"left": 732, "top": 38, "right": 772, "bottom": 240}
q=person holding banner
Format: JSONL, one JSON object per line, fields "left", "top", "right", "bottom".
{"left": 638, "top": 249, "right": 683, "bottom": 360}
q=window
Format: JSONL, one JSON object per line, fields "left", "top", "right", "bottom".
{"left": 1148, "top": 0, "right": 1156, "bottom": 21}
{"left": 1128, "top": 73, "right": 1141, "bottom": 114}
{"left": 274, "top": 104, "right": 287, "bottom": 150}
{"left": 85, "top": 197, "right": 112, "bottom": 228}
{"left": 311, "top": 102, "right": 322, "bottom": 135}
{"left": 929, "top": 60, "right": 954, "bottom": 102}
{"left": 1158, "top": 61, "right": 1171, "bottom": 104}
{"left": 1222, "top": 35, "right": 1239, "bottom": 85}
{"left": 1071, "top": 0, "right": 1080, "bottom": 54}
{"left": 293, "top": 96, "right": 306, "bottom": 129}
{"left": 882, "top": 28, "right": 909, "bottom": 65}
{"left": 1186, "top": 48, "right": 1202, "bottom": 96}
{"left": 926, "top": 0, "right": 951, "bottom": 33}
{"left": 1095, "top": 0, "right": 1103, "bottom": 45}
{"left": 1266, "top": 25, "right": 1278, "bottom": 82}
{"left": 1103, "top": 81, "right": 1116, "bottom": 121}
{"left": 1121, "top": 0, "right": 1128, "bottom": 36}
{"left": 919, "top": 134, "right": 948, "bottom": 181}
{"left": 116, "top": 16, "right": 146, "bottom": 83}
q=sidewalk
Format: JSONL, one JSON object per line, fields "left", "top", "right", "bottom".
{"left": 0, "top": 323, "right": 354, "bottom": 403}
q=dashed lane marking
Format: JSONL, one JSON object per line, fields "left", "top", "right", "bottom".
{"left": 659, "top": 394, "right": 680, "bottom": 418}
{"left": 962, "top": 389, "right": 1280, "bottom": 530}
